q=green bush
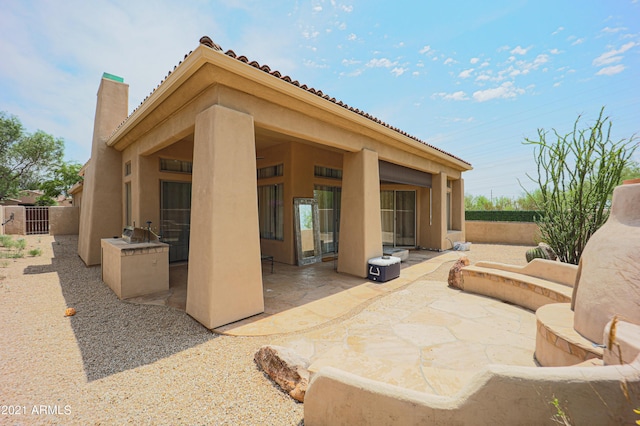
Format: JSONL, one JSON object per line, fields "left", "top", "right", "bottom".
{"left": 28, "top": 248, "right": 42, "bottom": 257}
{"left": 465, "top": 210, "right": 544, "bottom": 222}
{"left": 0, "top": 235, "right": 14, "bottom": 248}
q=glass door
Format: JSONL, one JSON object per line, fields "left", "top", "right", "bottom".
{"left": 380, "top": 190, "right": 416, "bottom": 248}
{"left": 160, "top": 181, "right": 192, "bottom": 262}
{"left": 394, "top": 190, "right": 416, "bottom": 247}
{"left": 314, "top": 186, "right": 341, "bottom": 255}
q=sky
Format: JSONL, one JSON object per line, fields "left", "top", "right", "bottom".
{"left": 1, "top": 0, "right": 639, "bottom": 198}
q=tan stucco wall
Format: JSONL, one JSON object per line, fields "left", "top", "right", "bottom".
{"left": 305, "top": 361, "right": 640, "bottom": 425}
{"left": 49, "top": 206, "right": 80, "bottom": 235}
{"left": 465, "top": 221, "right": 540, "bottom": 245}
{"left": 2, "top": 206, "right": 25, "bottom": 235}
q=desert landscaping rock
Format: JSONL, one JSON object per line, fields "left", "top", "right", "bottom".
{"left": 1, "top": 235, "right": 529, "bottom": 424}
{"left": 254, "top": 345, "right": 310, "bottom": 402}
{"left": 447, "top": 255, "right": 470, "bottom": 289}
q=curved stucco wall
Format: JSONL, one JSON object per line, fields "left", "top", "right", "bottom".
{"left": 573, "top": 183, "right": 640, "bottom": 343}
{"left": 305, "top": 358, "right": 640, "bottom": 425}
{"left": 465, "top": 221, "right": 539, "bottom": 245}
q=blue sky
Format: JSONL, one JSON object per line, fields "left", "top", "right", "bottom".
{"left": 1, "top": 0, "right": 638, "bottom": 198}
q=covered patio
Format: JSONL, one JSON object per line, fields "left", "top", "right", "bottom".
{"left": 128, "top": 249, "right": 463, "bottom": 335}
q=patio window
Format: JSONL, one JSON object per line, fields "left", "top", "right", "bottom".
{"left": 160, "top": 158, "right": 193, "bottom": 174}
{"left": 257, "top": 164, "right": 283, "bottom": 179}
{"left": 314, "top": 166, "right": 342, "bottom": 180}
{"left": 124, "top": 182, "right": 132, "bottom": 226}
{"left": 258, "top": 184, "right": 284, "bottom": 240}
{"left": 124, "top": 161, "right": 131, "bottom": 176}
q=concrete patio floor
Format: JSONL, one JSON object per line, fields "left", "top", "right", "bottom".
{"left": 129, "top": 247, "right": 538, "bottom": 396}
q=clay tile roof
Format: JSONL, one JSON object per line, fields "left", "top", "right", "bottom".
{"left": 110, "top": 36, "right": 470, "bottom": 167}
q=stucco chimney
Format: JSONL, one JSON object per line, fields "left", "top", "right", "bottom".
{"left": 78, "top": 73, "right": 128, "bottom": 266}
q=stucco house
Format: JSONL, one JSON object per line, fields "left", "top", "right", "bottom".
{"left": 78, "top": 36, "right": 471, "bottom": 329}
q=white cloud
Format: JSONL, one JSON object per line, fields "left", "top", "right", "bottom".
{"left": 510, "top": 45, "right": 529, "bottom": 55}
{"left": 497, "top": 45, "right": 510, "bottom": 52}
{"left": 458, "top": 68, "right": 474, "bottom": 78}
{"left": 552, "top": 26, "right": 564, "bottom": 35}
{"left": 391, "top": 67, "right": 407, "bottom": 77}
{"left": 593, "top": 42, "right": 636, "bottom": 67}
{"left": 432, "top": 91, "right": 469, "bottom": 101}
{"left": 472, "top": 82, "right": 525, "bottom": 102}
{"left": 601, "top": 26, "right": 627, "bottom": 33}
{"left": 302, "top": 29, "right": 320, "bottom": 39}
{"left": 553, "top": 82, "right": 562, "bottom": 87}
{"left": 341, "top": 58, "right": 360, "bottom": 66}
{"left": 313, "top": 5, "right": 323, "bottom": 12}
{"left": 550, "top": 48, "right": 561, "bottom": 54}
{"left": 366, "top": 58, "right": 396, "bottom": 68}
{"left": 443, "top": 58, "right": 455, "bottom": 65}
{"left": 533, "top": 54, "right": 549, "bottom": 66}
{"left": 480, "top": 61, "right": 490, "bottom": 68}
{"left": 419, "top": 45, "right": 431, "bottom": 54}
{"left": 412, "top": 71, "right": 420, "bottom": 76}
{"left": 470, "top": 57, "right": 480, "bottom": 64}
{"left": 340, "top": 5, "right": 353, "bottom": 12}
{"left": 476, "top": 74, "right": 491, "bottom": 82}
{"left": 571, "top": 37, "right": 585, "bottom": 46}
{"left": 596, "top": 64, "right": 625, "bottom": 76}
{"left": 347, "top": 33, "right": 357, "bottom": 41}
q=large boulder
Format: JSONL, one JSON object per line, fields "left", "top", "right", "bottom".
{"left": 254, "top": 345, "right": 310, "bottom": 402}
{"left": 448, "top": 256, "right": 470, "bottom": 289}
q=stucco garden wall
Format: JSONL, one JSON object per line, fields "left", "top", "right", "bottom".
{"left": 1, "top": 206, "right": 26, "bottom": 235}
{"left": 49, "top": 206, "right": 80, "bottom": 235}
{"left": 0, "top": 206, "right": 79, "bottom": 236}
{"left": 465, "top": 220, "right": 539, "bottom": 245}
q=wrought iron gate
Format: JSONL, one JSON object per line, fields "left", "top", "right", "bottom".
{"left": 25, "top": 206, "right": 49, "bottom": 235}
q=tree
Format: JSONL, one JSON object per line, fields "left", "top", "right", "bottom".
{"left": 39, "top": 161, "right": 83, "bottom": 199}
{"left": 0, "top": 112, "right": 64, "bottom": 200}
{"left": 523, "top": 107, "right": 637, "bottom": 264}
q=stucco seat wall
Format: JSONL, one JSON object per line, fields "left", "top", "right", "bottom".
{"left": 304, "top": 359, "right": 640, "bottom": 425}
{"left": 460, "top": 260, "right": 576, "bottom": 312}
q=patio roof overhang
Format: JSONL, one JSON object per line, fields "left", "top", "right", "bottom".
{"left": 106, "top": 39, "right": 472, "bottom": 173}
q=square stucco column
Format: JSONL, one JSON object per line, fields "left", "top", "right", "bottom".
{"left": 337, "top": 149, "right": 383, "bottom": 277}
{"left": 451, "top": 178, "right": 464, "bottom": 236}
{"left": 186, "top": 105, "right": 264, "bottom": 329}
{"left": 426, "top": 172, "right": 447, "bottom": 250}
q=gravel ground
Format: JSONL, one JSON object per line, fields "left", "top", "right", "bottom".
{"left": 0, "top": 235, "right": 529, "bottom": 425}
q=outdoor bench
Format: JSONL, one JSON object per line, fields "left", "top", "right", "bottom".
{"left": 460, "top": 258, "right": 577, "bottom": 312}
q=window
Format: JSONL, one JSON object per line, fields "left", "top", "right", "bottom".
{"left": 125, "top": 182, "right": 132, "bottom": 226}
{"left": 257, "top": 184, "right": 284, "bottom": 240}
{"left": 257, "top": 164, "right": 283, "bottom": 179}
{"left": 314, "top": 166, "right": 342, "bottom": 179}
{"left": 124, "top": 161, "right": 131, "bottom": 176}
{"left": 160, "top": 158, "right": 192, "bottom": 173}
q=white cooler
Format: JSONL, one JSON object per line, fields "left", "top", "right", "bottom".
{"left": 368, "top": 256, "right": 401, "bottom": 282}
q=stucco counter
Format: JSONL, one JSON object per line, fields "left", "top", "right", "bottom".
{"left": 101, "top": 238, "right": 169, "bottom": 299}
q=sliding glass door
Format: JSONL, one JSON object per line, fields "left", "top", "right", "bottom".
{"left": 314, "top": 185, "right": 341, "bottom": 255}
{"left": 160, "top": 181, "right": 192, "bottom": 262}
{"left": 380, "top": 190, "right": 416, "bottom": 247}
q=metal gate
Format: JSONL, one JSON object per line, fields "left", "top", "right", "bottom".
{"left": 25, "top": 206, "right": 49, "bottom": 235}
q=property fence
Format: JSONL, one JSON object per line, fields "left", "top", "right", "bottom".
{"left": 25, "top": 206, "right": 49, "bottom": 235}
{"left": 1, "top": 205, "right": 79, "bottom": 236}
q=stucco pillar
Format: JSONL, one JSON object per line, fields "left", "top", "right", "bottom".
{"left": 78, "top": 76, "right": 128, "bottom": 265}
{"left": 186, "top": 104, "right": 264, "bottom": 329}
{"left": 337, "top": 149, "right": 383, "bottom": 277}
{"left": 451, "top": 178, "right": 464, "bottom": 234}
{"left": 426, "top": 172, "right": 447, "bottom": 250}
